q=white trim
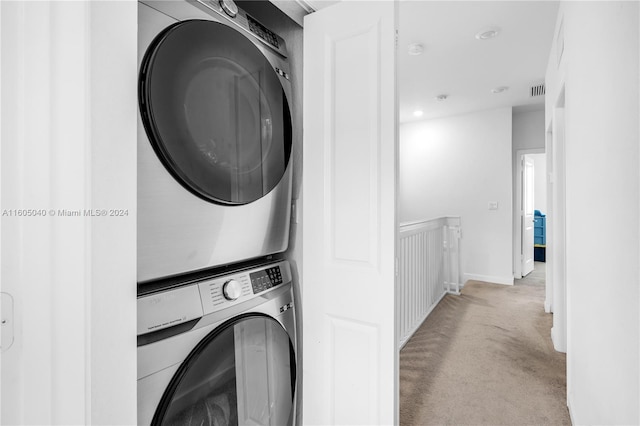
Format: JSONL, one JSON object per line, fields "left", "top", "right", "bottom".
{"left": 86, "top": 1, "right": 137, "bottom": 423}
{"left": 464, "top": 273, "right": 514, "bottom": 286}
{"left": 399, "top": 215, "right": 461, "bottom": 230}
{"left": 550, "top": 103, "right": 567, "bottom": 356}
{"left": 544, "top": 299, "right": 552, "bottom": 313}
{"left": 567, "top": 390, "right": 576, "bottom": 425}
{"left": 299, "top": 0, "right": 341, "bottom": 13}
{"left": 0, "top": 0, "right": 3, "bottom": 419}
{"left": 293, "top": 0, "right": 317, "bottom": 13}
{"left": 551, "top": 326, "right": 566, "bottom": 353}
{"left": 269, "top": 1, "right": 308, "bottom": 26}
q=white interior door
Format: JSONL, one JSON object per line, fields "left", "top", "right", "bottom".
{"left": 522, "top": 156, "right": 535, "bottom": 276}
{"left": 302, "top": 2, "right": 398, "bottom": 424}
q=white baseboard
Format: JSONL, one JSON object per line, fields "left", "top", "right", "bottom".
{"left": 550, "top": 326, "right": 567, "bottom": 353}
{"left": 544, "top": 299, "right": 552, "bottom": 313}
{"left": 463, "top": 273, "right": 514, "bottom": 286}
{"left": 567, "top": 392, "right": 576, "bottom": 425}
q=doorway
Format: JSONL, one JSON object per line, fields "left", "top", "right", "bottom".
{"left": 515, "top": 148, "right": 546, "bottom": 279}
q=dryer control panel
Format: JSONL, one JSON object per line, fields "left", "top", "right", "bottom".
{"left": 193, "top": 0, "right": 288, "bottom": 58}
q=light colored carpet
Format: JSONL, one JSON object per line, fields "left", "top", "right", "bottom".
{"left": 400, "top": 262, "right": 571, "bottom": 425}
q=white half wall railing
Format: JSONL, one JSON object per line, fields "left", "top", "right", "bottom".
{"left": 398, "top": 217, "right": 462, "bottom": 349}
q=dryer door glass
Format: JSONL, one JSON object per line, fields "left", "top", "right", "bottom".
{"left": 154, "top": 315, "right": 296, "bottom": 426}
{"left": 140, "top": 20, "right": 292, "bottom": 205}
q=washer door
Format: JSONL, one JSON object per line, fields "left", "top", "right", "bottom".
{"left": 153, "top": 315, "right": 296, "bottom": 426}
{"left": 139, "top": 20, "right": 292, "bottom": 205}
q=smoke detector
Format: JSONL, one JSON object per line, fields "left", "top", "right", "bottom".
{"left": 475, "top": 27, "right": 501, "bottom": 40}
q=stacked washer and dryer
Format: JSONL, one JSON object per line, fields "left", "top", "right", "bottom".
{"left": 136, "top": 1, "right": 298, "bottom": 424}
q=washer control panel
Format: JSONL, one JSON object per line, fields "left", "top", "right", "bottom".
{"left": 197, "top": 260, "right": 291, "bottom": 316}
{"left": 249, "top": 266, "right": 283, "bottom": 294}
{"left": 199, "top": 274, "right": 252, "bottom": 312}
{"left": 138, "top": 260, "right": 292, "bottom": 335}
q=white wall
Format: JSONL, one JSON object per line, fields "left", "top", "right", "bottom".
{"left": 1, "top": 1, "right": 137, "bottom": 424}
{"left": 529, "top": 153, "right": 547, "bottom": 213}
{"left": 513, "top": 109, "right": 545, "bottom": 152}
{"left": 400, "top": 108, "right": 513, "bottom": 285}
{"left": 546, "top": 2, "right": 639, "bottom": 424}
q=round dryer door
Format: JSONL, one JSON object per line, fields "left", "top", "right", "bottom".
{"left": 139, "top": 20, "right": 292, "bottom": 205}
{"left": 153, "top": 315, "right": 296, "bottom": 426}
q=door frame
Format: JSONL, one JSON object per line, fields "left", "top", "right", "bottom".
{"left": 514, "top": 147, "right": 545, "bottom": 279}
{"left": 550, "top": 89, "right": 567, "bottom": 354}
{"left": 545, "top": 126, "right": 554, "bottom": 314}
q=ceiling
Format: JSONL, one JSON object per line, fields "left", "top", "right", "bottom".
{"left": 398, "top": 1, "right": 559, "bottom": 123}
{"left": 299, "top": 1, "right": 559, "bottom": 123}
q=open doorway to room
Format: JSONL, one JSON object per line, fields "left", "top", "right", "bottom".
{"left": 397, "top": 1, "right": 569, "bottom": 424}
{"left": 514, "top": 149, "right": 547, "bottom": 289}
{"left": 515, "top": 148, "right": 547, "bottom": 281}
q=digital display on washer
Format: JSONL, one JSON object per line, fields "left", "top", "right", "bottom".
{"left": 250, "top": 266, "right": 282, "bottom": 294}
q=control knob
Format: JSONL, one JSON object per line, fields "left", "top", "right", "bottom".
{"left": 219, "top": 0, "right": 238, "bottom": 18}
{"left": 222, "top": 279, "right": 242, "bottom": 301}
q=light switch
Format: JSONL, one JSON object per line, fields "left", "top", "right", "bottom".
{"left": 488, "top": 201, "right": 498, "bottom": 210}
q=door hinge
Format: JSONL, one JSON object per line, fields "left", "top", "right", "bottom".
{"left": 395, "top": 258, "right": 399, "bottom": 276}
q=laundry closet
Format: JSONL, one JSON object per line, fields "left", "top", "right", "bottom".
{"left": 136, "top": 0, "right": 303, "bottom": 424}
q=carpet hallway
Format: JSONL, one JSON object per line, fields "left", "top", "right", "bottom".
{"left": 400, "top": 263, "right": 571, "bottom": 425}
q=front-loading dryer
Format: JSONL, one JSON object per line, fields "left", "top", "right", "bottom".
{"left": 137, "top": 259, "right": 297, "bottom": 425}
{"left": 138, "top": 0, "right": 294, "bottom": 283}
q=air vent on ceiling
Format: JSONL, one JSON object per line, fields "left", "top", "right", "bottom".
{"left": 530, "top": 83, "right": 546, "bottom": 97}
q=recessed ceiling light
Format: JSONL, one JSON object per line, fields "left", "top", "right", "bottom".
{"left": 435, "top": 94, "right": 448, "bottom": 101}
{"left": 475, "top": 27, "right": 501, "bottom": 40}
{"left": 491, "top": 86, "right": 509, "bottom": 94}
{"left": 408, "top": 43, "right": 424, "bottom": 56}
{"left": 413, "top": 110, "right": 424, "bottom": 117}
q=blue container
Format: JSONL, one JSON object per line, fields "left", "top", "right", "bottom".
{"left": 534, "top": 246, "right": 546, "bottom": 262}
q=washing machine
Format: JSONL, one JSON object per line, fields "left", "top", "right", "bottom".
{"left": 137, "top": 259, "right": 297, "bottom": 425}
{"left": 138, "top": 0, "right": 294, "bottom": 283}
